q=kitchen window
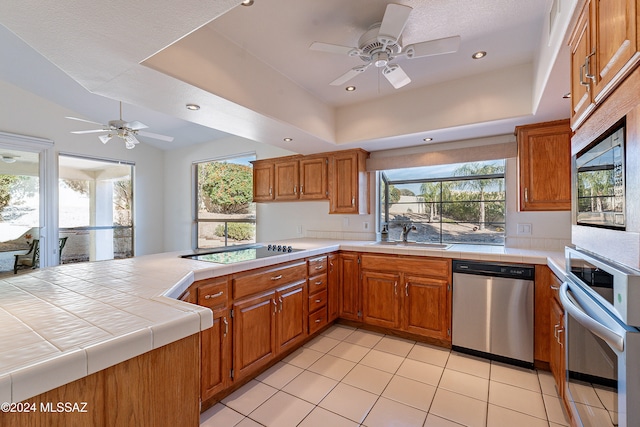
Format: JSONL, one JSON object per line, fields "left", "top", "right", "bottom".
{"left": 194, "top": 154, "right": 256, "bottom": 249}
{"left": 379, "top": 160, "right": 506, "bottom": 245}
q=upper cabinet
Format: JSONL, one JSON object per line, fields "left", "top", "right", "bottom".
{"left": 328, "top": 149, "right": 370, "bottom": 215}
{"left": 252, "top": 149, "right": 369, "bottom": 214}
{"left": 569, "top": 0, "right": 639, "bottom": 129}
{"left": 516, "top": 119, "right": 572, "bottom": 211}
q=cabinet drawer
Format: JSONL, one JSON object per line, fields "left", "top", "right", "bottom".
{"left": 197, "top": 278, "right": 229, "bottom": 309}
{"left": 308, "top": 273, "right": 327, "bottom": 294}
{"left": 233, "top": 261, "right": 307, "bottom": 299}
{"left": 309, "top": 307, "right": 328, "bottom": 334}
{"left": 308, "top": 256, "right": 327, "bottom": 275}
{"left": 360, "top": 254, "right": 450, "bottom": 279}
{"left": 309, "top": 289, "right": 327, "bottom": 313}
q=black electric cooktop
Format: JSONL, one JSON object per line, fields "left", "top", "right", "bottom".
{"left": 182, "top": 244, "right": 302, "bottom": 264}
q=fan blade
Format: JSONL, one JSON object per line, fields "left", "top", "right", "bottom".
{"left": 310, "top": 42, "right": 361, "bottom": 57}
{"left": 125, "top": 120, "right": 148, "bottom": 131}
{"left": 378, "top": 4, "right": 412, "bottom": 46}
{"left": 329, "top": 64, "right": 370, "bottom": 86}
{"left": 383, "top": 64, "right": 411, "bottom": 89}
{"left": 65, "top": 116, "right": 106, "bottom": 126}
{"left": 71, "top": 129, "right": 108, "bottom": 134}
{"left": 137, "top": 130, "right": 174, "bottom": 142}
{"left": 404, "top": 36, "right": 461, "bottom": 59}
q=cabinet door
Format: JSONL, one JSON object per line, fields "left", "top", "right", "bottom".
{"left": 569, "top": 0, "right": 595, "bottom": 128}
{"left": 593, "top": 0, "right": 637, "bottom": 101}
{"left": 516, "top": 120, "right": 571, "bottom": 211}
{"left": 362, "top": 270, "right": 400, "bottom": 329}
{"left": 274, "top": 160, "right": 299, "bottom": 200}
{"left": 300, "top": 157, "right": 327, "bottom": 200}
{"left": 329, "top": 151, "right": 369, "bottom": 214}
{"left": 403, "top": 275, "right": 450, "bottom": 341}
{"left": 253, "top": 162, "right": 274, "bottom": 202}
{"left": 233, "top": 292, "right": 276, "bottom": 380}
{"left": 201, "top": 309, "right": 230, "bottom": 401}
{"left": 550, "top": 297, "right": 566, "bottom": 397}
{"left": 276, "top": 281, "right": 307, "bottom": 353}
{"left": 327, "top": 253, "right": 339, "bottom": 321}
{"left": 339, "top": 252, "right": 361, "bottom": 320}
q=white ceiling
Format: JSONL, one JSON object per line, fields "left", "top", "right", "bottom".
{"left": 0, "top": 0, "right": 573, "bottom": 154}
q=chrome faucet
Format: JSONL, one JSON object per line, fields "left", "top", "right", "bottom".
{"left": 401, "top": 224, "right": 417, "bottom": 242}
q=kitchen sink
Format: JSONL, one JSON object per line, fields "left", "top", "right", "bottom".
{"left": 369, "top": 241, "right": 452, "bottom": 250}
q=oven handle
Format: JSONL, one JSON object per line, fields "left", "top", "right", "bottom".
{"left": 560, "top": 282, "right": 624, "bottom": 352}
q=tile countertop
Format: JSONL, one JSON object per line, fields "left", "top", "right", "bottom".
{"left": 0, "top": 238, "right": 567, "bottom": 404}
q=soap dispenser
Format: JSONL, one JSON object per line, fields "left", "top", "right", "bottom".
{"left": 380, "top": 224, "right": 389, "bottom": 241}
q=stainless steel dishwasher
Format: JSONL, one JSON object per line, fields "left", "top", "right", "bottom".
{"left": 452, "top": 260, "right": 535, "bottom": 367}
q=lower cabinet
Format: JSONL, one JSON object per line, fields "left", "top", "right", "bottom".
{"left": 338, "top": 252, "right": 361, "bottom": 321}
{"left": 327, "top": 253, "right": 339, "bottom": 322}
{"left": 550, "top": 281, "right": 566, "bottom": 397}
{"left": 201, "top": 309, "right": 231, "bottom": 401}
{"left": 360, "top": 254, "right": 452, "bottom": 342}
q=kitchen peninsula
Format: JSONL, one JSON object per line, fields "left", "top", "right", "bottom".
{"left": 0, "top": 239, "right": 566, "bottom": 425}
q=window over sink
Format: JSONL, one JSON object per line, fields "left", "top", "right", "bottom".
{"left": 194, "top": 154, "right": 256, "bottom": 249}
{"left": 378, "top": 160, "right": 506, "bottom": 245}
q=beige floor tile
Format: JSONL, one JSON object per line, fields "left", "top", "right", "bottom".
{"left": 359, "top": 348, "right": 405, "bottom": 373}
{"left": 298, "top": 407, "right": 359, "bottom": 427}
{"left": 381, "top": 375, "right": 436, "bottom": 412}
{"left": 439, "top": 368, "right": 489, "bottom": 401}
{"left": 282, "top": 370, "right": 338, "bottom": 405}
{"left": 487, "top": 404, "right": 548, "bottom": 427}
{"left": 446, "top": 352, "right": 491, "bottom": 379}
{"left": 200, "top": 403, "right": 244, "bottom": 427}
{"left": 363, "top": 396, "right": 427, "bottom": 427}
{"left": 488, "top": 381, "right": 546, "bottom": 419}
{"left": 235, "top": 418, "right": 263, "bottom": 427}
{"left": 407, "top": 342, "right": 451, "bottom": 367}
{"left": 321, "top": 324, "right": 356, "bottom": 341}
{"left": 542, "top": 394, "right": 570, "bottom": 426}
{"left": 372, "top": 335, "right": 416, "bottom": 357}
{"left": 342, "top": 363, "right": 393, "bottom": 394}
{"left": 308, "top": 353, "right": 356, "bottom": 381}
{"left": 490, "top": 361, "right": 541, "bottom": 392}
{"left": 396, "top": 358, "right": 444, "bottom": 386}
{"left": 256, "top": 361, "right": 303, "bottom": 389}
{"left": 423, "top": 413, "right": 466, "bottom": 426}
{"left": 221, "top": 380, "right": 278, "bottom": 416}
{"left": 343, "top": 329, "right": 384, "bottom": 348}
{"left": 249, "top": 390, "right": 314, "bottom": 427}
{"left": 537, "top": 370, "right": 559, "bottom": 396}
{"left": 303, "top": 335, "right": 341, "bottom": 353}
{"left": 319, "top": 382, "right": 378, "bottom": 423}
{"left": 430, "top": 388, "right": 487, "bottom": 427}
{"left": 283, "top": 347, "right": 324, "bottom": 369}
{"left": 328, "top": 341, "right": 371, "bottom": 362}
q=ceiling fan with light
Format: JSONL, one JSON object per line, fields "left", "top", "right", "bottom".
{"left": 310, "top": 3, "right": 461, "bottom": 89}
{"left": 66, "top": 102, "right": 174, "bottom": 149}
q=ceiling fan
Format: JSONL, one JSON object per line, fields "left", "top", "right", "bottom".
{"left": 310, "top": 3, "right": 461, "bottom": 89}
{"left": 66, "top": 102, "right": 174, "bottom": 149}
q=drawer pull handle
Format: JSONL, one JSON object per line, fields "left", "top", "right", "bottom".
{"left": 315, "top": 319, "right": 322, "bottom": 323}
{"left": 271, "top": 275, "right": 283, "bottom": 281}
{"left": 315, "top": 280, "right": 323, "bottom": 285}
{"left": 315, "top": 265, "right": 324, "bottom": 270}
{"left": 315, "top": 299, "right": 322, "bottom": 303}
{"left": 223, "top": 317, "right": 228, "bottom": 336}
{"left": 204, "top": 291, "right": 224, "bottom": 299}
{"left": 551, "top": 285, "right": 560, "bottom": 291}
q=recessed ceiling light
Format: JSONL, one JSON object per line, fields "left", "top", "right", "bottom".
{"left": 562, "top": 92, "right": 572, "bottom": 99}
{"left": 283, "top": 138, "right": 293, "bottom": 142}
{"left": 1, "top": 155, "right": 17, "bottom": 163}
{"left": 241, "top": 0, "right": 254, "bottom": 5}
{"left": 345, "top": 86, "right": 356, "bottom": 92}
{"left": 423, "top": 137, "right": 433, "bottom": 142}
{"left": 472, "top": 51, "right": 487, "bottom": 60}
{"left": 186, "top": 104, "right": 200, "bottom": 111}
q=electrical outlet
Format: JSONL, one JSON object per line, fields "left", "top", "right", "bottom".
{"left": 517, "top": 223, "right": 532, "bottom": 235}
{"left": 343, "top": 217, "right": 350, "bottom": 227}
{"left": 363, "top": 222, "right": 369, "bottom": 230}
{"left": 296, "top": 225, "right": 302, "bottom": 235}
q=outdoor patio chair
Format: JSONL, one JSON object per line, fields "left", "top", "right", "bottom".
{"left": 13, "top": 237, "right": 68, "bottom": 274}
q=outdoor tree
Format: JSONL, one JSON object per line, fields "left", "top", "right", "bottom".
{"left": 453, "top": 163, "right": 505, "bottom": 229}
{"left": 0, "top": 175, "right": 17, "bottom": 213}
{"left": 419, "top": 182, "right": 440, "bottom": 222}
{"left": 199, "top": 162, "right": 253, "bottom": 214}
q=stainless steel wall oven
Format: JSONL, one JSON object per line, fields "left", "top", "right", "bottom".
{"left": 561, "top": 247, "right": 640, "bottom": 427}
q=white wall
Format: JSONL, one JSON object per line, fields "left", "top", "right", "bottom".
{"left": 0, "top": 80, "right": 166, "bottom": 256}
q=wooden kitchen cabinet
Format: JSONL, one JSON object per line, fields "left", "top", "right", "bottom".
{"left": 516, "top": 119, "right": 572, "bottom": 211}
{"left": 274, "top": 159, "right": 299, "bottom": 200}
{"left": 300, "top": 156, "right": 328, "bottom": 200}
{"left": 201, "top": 308, "right": 231, "bottom": 401}
{"left": 328, "top": 149, "right": 370, "bottom": 214}
{"left": 252, "top": 155, "right": 328, "bottom": 202}
{"left": 534, "top": 265, "right": 552, "bottom": 367}
{"left": 275, "top": 282, "right": 307, "bottom": 353}
{"left": 550, "top": 294, "right": 566, "bottom": 398}
{"left": 253, "top": 161, "right": 275, "bottom": 202}
{"left": 360, "top": 254, "right": 452, "bottom": 342}
{"left": 339, "top": 252, "right": 361, "bottom": 321}
{"left": 327, "top": 253, "right": 339, "bottom": 322}
{"left": 569, "top": 0, "right": 640, "bottom": 129}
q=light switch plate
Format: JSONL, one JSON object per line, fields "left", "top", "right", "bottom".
{"left": 517, "top": 223, "right": 532, "bottom": 235}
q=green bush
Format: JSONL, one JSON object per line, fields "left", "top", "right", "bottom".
{"left": 214, "top": 223, "right": 255, "bottom": 241}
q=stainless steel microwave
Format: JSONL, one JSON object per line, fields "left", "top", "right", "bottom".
{"left": 575, "top": 123, "right": 625, "bottom": 230}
